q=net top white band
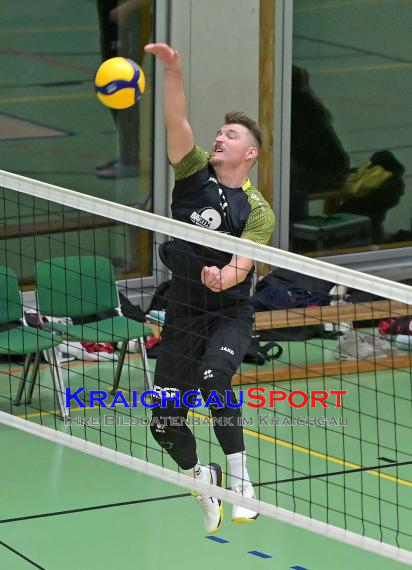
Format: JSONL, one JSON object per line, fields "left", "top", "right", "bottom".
{"left": 0, "top": 411, "right": 410, "bottom": 566}
{"left": 0, "top": 169, "right": 411, "bottom": 305}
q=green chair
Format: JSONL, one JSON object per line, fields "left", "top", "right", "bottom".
{"left": 0, "top": 266, "right": 68, "bottom": 419}
{"left": 35, "top": 255, "right": 153, "bottom": 395}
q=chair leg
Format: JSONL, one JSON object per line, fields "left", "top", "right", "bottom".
{"left": 26, "top": 352, "right": 42, "bottom": 404}
{"left": 111, "top": 341, "right": 128, "bottom": 394}
{"left": 45, "top": 348, "right": 69, "bottom": 421}
{"left": 138, "top": 337, "right": 153, "bottom": 391}
{"left": 13, "top": 354, "right": 33, "bottom": 405}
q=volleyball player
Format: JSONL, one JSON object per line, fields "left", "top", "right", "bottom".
{"left": 145, "top": 42, "right": 275, "bottom": 533}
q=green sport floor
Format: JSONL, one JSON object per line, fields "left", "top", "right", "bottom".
{"left": 0, "top": 0, "right": 411, "bottom": 568}
{"left": 0, "top": 336, "right": 411, "bottom": 570}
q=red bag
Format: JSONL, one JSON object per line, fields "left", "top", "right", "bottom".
{"left": 379, "top": 316, "right": 412, "bottom": 336}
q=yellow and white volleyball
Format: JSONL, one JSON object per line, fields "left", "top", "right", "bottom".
{"left": 94, "top": 57, "right": 145, "bottom": 109}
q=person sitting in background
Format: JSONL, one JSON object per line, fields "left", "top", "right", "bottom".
{"left": 290, "top": 65, "right": 350, "bottom": 223}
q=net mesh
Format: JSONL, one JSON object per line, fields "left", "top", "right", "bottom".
{"left": 0, "top": 170, "right": 411, "bottom": 563}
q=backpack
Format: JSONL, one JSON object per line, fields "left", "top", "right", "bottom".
{"left": 251, "top": 268, "right": 333, "bottom": 341}
{"left": 117, "top": 290, "right": 146, "bottom": 322}
{"left": 379, "top": 316, "right": 412, "bottom": 336}
{"left": 332, "top": 151, "right": 405, "bottom": 242}
{"left": 252, "top": 284, "right": 329, "bottom": 312}
{"left": 242, "top": 334, "right": 283, "bottom": 365}
{"left": 147, "top": 280, "right": 171, "bottom": 313}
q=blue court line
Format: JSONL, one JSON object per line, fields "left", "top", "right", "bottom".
{"left": 248, "top": 550, "right": 272, "bottom": 559}
{"left": 205, "top": 536, "right": 311, "bottom": 567}
{"left": 206, "top": 536, "right": 230, "bottom": 544}
{"left": 206, "top": 537, "right": 272, "bottom": 558}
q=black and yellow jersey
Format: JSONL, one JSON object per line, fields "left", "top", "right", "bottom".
{"left": 172, "top": 145, "right": 274, "bottom": 243}
{"left": 160, "top": 145, "right": 275, "bottom": 307}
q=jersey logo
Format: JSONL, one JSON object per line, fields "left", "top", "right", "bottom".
{"left": 251, "top": 192, "right": 263, "bottom": 204}
{"left": 218, "top": 188, "right": 228, "bottom": 213}
{"left": 250, "top": 192, "right": 265, "bottom": 210}
{"left": 203, "top": 369, "right": 214, "bottom": 380}
{"left": 220, "top": 346, "right": 234, "bottom": 355}
{"left": 190, "top": 207, "right": 222, "bottom": 230}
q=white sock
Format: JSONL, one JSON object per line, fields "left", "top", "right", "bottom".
{"left": 182, "top": 463, "right": 208, "bottom": 481}
{"left": 227, "top": 451, "right": 251, "bottom": 488}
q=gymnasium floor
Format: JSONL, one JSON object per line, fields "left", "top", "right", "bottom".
{"left": 0, "top": 0, "right": 411, "bottom": 568}
{"left": 0, "top": 338, "right": 411, "bottom": 570}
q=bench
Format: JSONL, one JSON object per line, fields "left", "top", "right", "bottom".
{"left": 253, "top": 299, "right": 409, "bottom": 330}
{"left": 145, "top": 299, "right": 411, "bottom": 385}
{"left": 233, "top": 299, "right": 412, "bottom": 385}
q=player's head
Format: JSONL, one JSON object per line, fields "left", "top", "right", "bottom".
{"left": 210, "top": 111, "right": 262, "bottom": 169}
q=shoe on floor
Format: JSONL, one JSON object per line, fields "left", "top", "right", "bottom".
{"left": 96, "top": 158, "right": 117, "bottom": 171}
{"left": 146, "top": 310, "right": 166, "bottom": 324}
{"left": 96, "top": 159, "right": 138, "bottom": 179}
{"left": 232, "top": 481, "right": 259, "bottom": 523}
{"left": 193, "top": 463, "right": 224, "bottom": 534}
{"left": 337, "top": 331, "right": 399, "bottom": 360}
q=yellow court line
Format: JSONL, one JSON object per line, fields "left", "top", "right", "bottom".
{"left": 311, "top": 63, "right": 411, "bottom": 75}
{"left": 295, "top": 0, "right": 410, "bottom": 14}
{"left": 0, "top": 26, "right": 96, "bottom": 35}
{"left": 187, "top": 410, "right": 412, "bottom": 487}
{"left": 243, "top": 423, "right": 411, "bottom": 487}
{"left": 21, "top": 406, "right": 102, "bottom": 420}
{"left": 0, "top": 93, "right": 93, "bottom": 105}
{"left": 16, "top": 403, "right": 410, "bottom": 487}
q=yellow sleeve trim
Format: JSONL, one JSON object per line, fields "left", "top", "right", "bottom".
{"left": 242, "top": 178, "right": 252, "bottom": 191}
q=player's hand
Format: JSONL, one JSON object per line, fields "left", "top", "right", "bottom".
{"left": 201, "top": 266, "right": 223, "bottom": 292}
{"left": 144, "top": 43, "right": 181, "bottom": 71}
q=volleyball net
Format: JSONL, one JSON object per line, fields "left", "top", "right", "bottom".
{"left": 0, "top": 169, "right": 411, "bottom": 564}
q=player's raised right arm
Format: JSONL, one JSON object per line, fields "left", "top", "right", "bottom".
{"left": 144, "top": 43, "right": 194, "bottom": 164}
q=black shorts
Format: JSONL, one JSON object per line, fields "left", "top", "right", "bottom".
{"left": 154, "top": 301, "right": 254, "bottom": 396}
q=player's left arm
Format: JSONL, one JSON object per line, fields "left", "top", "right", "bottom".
{"left": 201, "top": 200, "right": 275, "bottom": 292}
